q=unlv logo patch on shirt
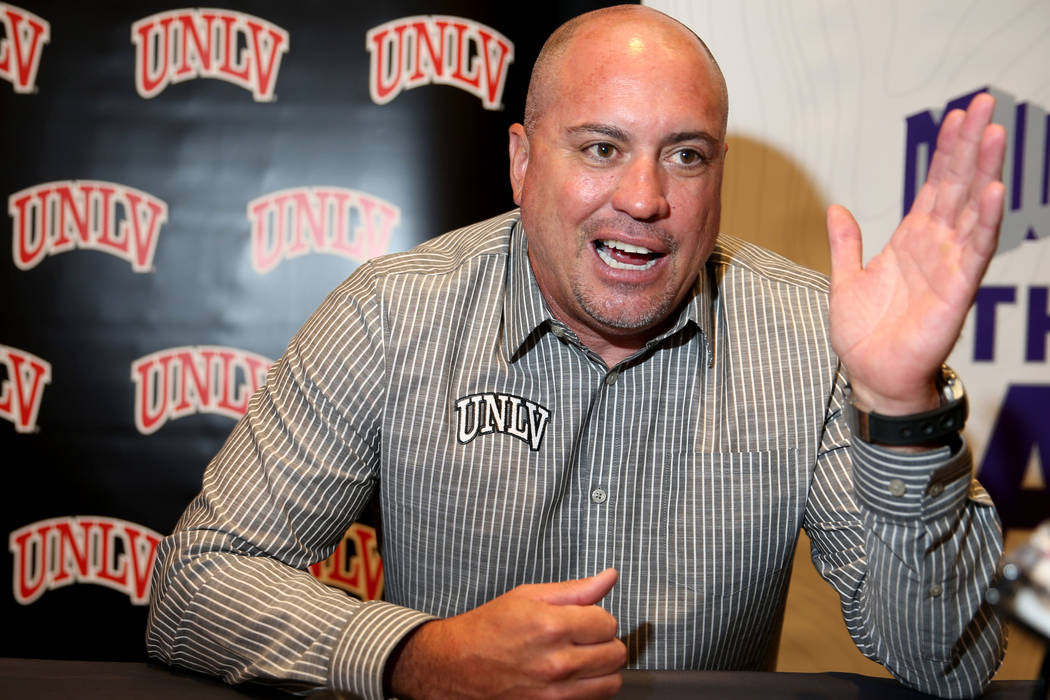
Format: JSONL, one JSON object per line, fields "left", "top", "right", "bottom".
{"left": 455, "top": 392, "right": 550, "bottom": 451}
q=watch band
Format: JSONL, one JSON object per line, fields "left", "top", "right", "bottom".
{"left": 845, "top": 365, "right": 968, "bottom": 446}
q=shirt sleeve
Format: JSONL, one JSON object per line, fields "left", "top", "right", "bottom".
{"left": 804, "top": 368, "right": 1006, "bottom": 699}
{"left": 146, "top": 266, "right": 436, "bottom": 700}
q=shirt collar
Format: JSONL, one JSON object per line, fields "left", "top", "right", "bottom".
{"left": 502, "top": 213, "right": 715, "bottom": 367}
{"left": 502, "top": 216, "right": 551, "bottom": 361}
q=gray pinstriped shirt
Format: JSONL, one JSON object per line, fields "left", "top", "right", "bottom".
{"left": 147, "top": 211, "right": 1005, "bottom": 699}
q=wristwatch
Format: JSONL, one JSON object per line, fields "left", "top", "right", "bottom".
{"left": 845, "top": 365, "right": 968, "bottom": 446}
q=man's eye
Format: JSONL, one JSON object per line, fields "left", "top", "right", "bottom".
{"left": 586, "top": 143, "right": 616, "bottom": 159}
{"left": 673, "top": 149, "right": 704, "bottom": 166}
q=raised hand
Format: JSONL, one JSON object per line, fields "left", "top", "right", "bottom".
{"left": 826, "top": 92, "right": 1007, "bottom": 415}
{"left": 388, "top": 568, "right": 626, "bottom": 699}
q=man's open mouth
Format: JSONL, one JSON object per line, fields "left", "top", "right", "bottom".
{"left": 594, "top": 239, "right": 663, "bottom": 270}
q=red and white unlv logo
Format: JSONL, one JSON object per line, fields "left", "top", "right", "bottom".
{"left": 8, "top": 180, "right": 168, "bottom": 272}
{"left": 0, "top": 344, "right": 50, "bottom": 433}
{"left": 9, "top": 516, "right": 161, "bottom": 605}
{"left": 309, "top": 522, "right": 384, "bottom": 601}
{"left": 0, "top": 3, "right": 49, "bottom": 93}
{"left": 132, "top": 9, "right": 289, "bottom": 101}
{"left": 247, "top": 186, "right": 400, "bottom": 274}
{"left": 366, "top": 15, "right": 513, "bottom": 111}
{"left": 131, "top": 345, "right": 271, "bottom": 434}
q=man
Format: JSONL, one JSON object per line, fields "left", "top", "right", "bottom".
{"left": 147, "top": 6, "right": 1007, "bottom": 699}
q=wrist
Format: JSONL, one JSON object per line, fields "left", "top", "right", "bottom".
{"left": 845, "top": 365, "right": 967, "bottom": 447}
{"left": 846, "top": 379, "right": 940, "bottom": 416}
{"left": 386, "top": 620, "right": 446, "bottom": 700}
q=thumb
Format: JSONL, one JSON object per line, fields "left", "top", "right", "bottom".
{"left": 521, "top": 568, "right": 618, "bottom": 606}
{"left": 826, "top": 204, "right": 862, "bottom": 285}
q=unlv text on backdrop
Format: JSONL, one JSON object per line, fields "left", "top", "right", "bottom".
{"left": 247, "top": 186, "right": 400, "bottom": 273}
{"left": 8, "top": 180, "right": 168, "bottom": 272}
{"left": 9, "top": 516, "right": 161, "bottom": 605}
{"left": 131, "top": 346, "right": 272, "bottom": 435}
{"left": 309, "top": 523, "right": 384, "bottom": 601}
{"left": 366, "top": 15, "right": 513, "bottom": 110}
{"left": 132, "top": 8, "right": 288, "bottom": 101}
{"left": 0, "top": 3, "right": 48, "bottom": 93}
{"left": 0, "top": 344, "right": 50, "bottom": 433}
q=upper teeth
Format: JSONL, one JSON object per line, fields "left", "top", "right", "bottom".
{"left": 602, "top": 239, "right": 652, "bottom": 254}
{"left": 597, "top": 239, "right": 658, "bottom": 270}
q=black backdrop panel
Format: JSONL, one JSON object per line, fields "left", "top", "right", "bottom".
{"left": 1, "top": 1, "right": 627, "bottom": 661}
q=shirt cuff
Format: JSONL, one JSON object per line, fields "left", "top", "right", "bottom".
{"left": 328, "top": 600, "right": 437, "bottom": 700}
{"left": 851, "top": 434, "right": 972, "bottom": 522}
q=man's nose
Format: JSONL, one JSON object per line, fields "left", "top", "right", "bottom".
{"left": 611, "top": 157, "right": 670, "bottom": 221}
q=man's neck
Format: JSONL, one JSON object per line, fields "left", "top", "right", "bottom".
{"left": 558, "top": 314, "right": 675, "bottom": 369}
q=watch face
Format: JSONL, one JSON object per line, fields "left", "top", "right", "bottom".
{"left": 940, "top": 366, "right": 966, "bottom": 405}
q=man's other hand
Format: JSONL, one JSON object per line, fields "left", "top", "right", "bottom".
{"left": 388, "top": 568, "right": 625, "bottom": 699}
{"left": 827, "top": 92, "right": 1006, "bottom": 416}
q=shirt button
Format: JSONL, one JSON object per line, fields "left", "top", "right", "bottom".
{"left": 591, "top": 487, "right": 607, "bottom": 504}
{"left": 928, "top": 583, "right": 943, "bottom": 597}
{"left": 604, "top": 371, "right": 619, "bottom": 386}
{"left": 888, "top": 479, "right": 906, "bottom": 497}
{"left": 928, "top": 482, "right": 944, "bottom": 497}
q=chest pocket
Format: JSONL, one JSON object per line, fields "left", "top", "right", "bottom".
{"left": 665, "top": 448, "right": 806, "bottom": 599}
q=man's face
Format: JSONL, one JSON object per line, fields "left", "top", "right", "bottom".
{"left": 509, "top": 21, "right": 727, "bottom": 352}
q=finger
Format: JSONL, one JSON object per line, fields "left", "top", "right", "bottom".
{"left": 566, "top": 639, "right": 628, "bottom": 679}
{"left": 572, "top": 672, "right": 624, "bottom": 700}
{"left": 555, "top": 603, "right": 620, "bottom": 645}
{"left": 961, "top": 181, "right": 1006, "bottom": 281}
{"left": 544, "top": 639, "right": 626, "bottom": 682}
{"left": 933, "top": 93, "right": 996, "bottom": 226}
{"left": 522, "top": 568, "right": 619, "bottom": 606}
{"left": 964, "top": 122, "right": 1007, "bottom": 229}
{"left": 911, "top": 108, "right": 964, "bottom": 215}
{"left": 975, "top": 120, "right": 1007, "bottom": 185}
{"left": 954, "top": 126, "right": 1007, "bottom": 246}
{"left": 554, "top": 670, "right": 624, "bottom": 700}
{"left": 826, "top": 204, "right": 862, "bottom": 285}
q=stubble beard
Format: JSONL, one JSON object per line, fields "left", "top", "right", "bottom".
{"left": 572, "top": 218, "right": 683, "bottom": 331}
{"left": 572, "top": 275, "right": 681, "bottom": 331}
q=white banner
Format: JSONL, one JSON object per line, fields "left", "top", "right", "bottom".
{"left": 649, "top": 0, "right": 1050, "bottom": 527}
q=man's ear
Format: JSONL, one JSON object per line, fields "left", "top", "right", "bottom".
{"left": 508, "top": 123, "right": 529, "bottom": 206}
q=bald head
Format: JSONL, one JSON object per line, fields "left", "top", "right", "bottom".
{"left": 523, "top": 5, "right": 728, "bottom": 137}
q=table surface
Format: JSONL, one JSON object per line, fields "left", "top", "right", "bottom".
{"left": 0, "top": 658, "right": 1044, "bottom": 699}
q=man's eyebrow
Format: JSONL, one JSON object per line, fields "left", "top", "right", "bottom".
{"left": 566, "top": 124, "right": 719, "bottom": 148}
{"left": 666, "top": 131, "right": 719, "bottom": 147}
{"left": 566, "top": 123, "right": 630, "bottom": 141}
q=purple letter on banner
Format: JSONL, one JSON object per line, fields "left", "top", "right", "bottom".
{"left": 979, "top": 384, "right": 1050, "bottom": 529}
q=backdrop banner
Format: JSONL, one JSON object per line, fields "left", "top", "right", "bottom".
{"left": 1, "top": 0, "right": 625, "bottom": 661}
{"left": 650, "top": 0, "right": 1049, "bottom": 529}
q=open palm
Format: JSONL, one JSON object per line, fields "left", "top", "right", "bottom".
{"left": 827, "top": 93, "right": 1006, "bottom": 415}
